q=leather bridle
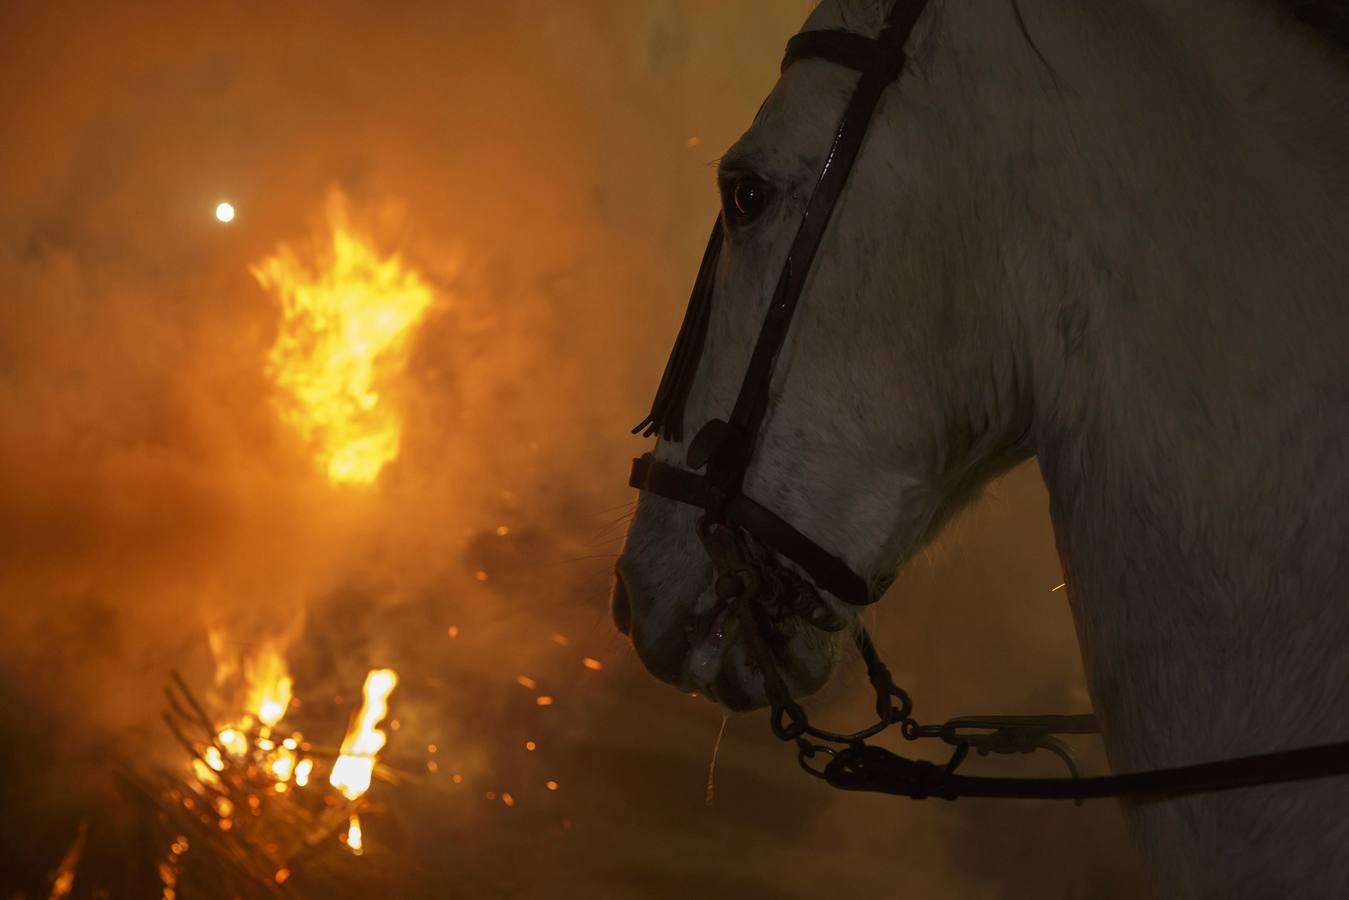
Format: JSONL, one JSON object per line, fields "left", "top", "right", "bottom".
{"left": 627, "top": 0, "right": 1349, "bottom": 801}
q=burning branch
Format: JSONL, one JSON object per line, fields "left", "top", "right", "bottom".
{"left": 116, "top": 663, "right": 403, "bottom": 898}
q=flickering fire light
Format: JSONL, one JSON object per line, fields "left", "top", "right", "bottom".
{"left": 252, "top": 193, "right": 435, "bottom": 486}
{"left": 330, "top": 668, "right": 400, "bottom": 801}
{"left": 151, "top": 650, "right": 405, "bottom": 894}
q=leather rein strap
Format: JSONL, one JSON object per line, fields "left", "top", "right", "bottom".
{"left": 629, "top": 0, "right": 1349, "bottom": 802}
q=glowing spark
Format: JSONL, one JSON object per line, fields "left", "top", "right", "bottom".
{"left": 345, "top": 814, "right": 364, "bottom": 855}
{"left": 293, "top": 758, "right": 314, "bottom": 787}
{"left": 495, "top": 525, "right": 510, "bottom": 536}
{"left": 202, "top": 747, "right": 224, "bottom": 772}
{"left": 546, "top": 780, "right": 558, "bottom": 791}
{"left": 525, "top": 740, "right": 536, "bottom": 751}
{"left": 269, "top": 747, "right": 297, "bottom": 781}
{"left": 446, "top": 625, "right": 459, "bottom": 638}
{"left": 535, "top": 695, "right": 554, "bottom": 707}
{"left": 1052, "top": 583, "right": 1067, "bottom": 592}
{"left": 581, "top": 657, "right": 603, "bottom": 671}
{"left": 214, "top": 201, "right": 235, "bottom": 223}
{"left": 474, "top": 570, "right": 489, "bottom": 582}
{"left": 217, "top": 729, "right": 247, "bottom": 757}
{"left": 252, "top": 193, "right": 435, "bottom": 486}
{"left": 515, "top": 675, "right": 537, "bottom": 690}
{"left": 502, "top": 793, "right": 515, "bottom": 807}
{"left": 550, "top": 634, "right": 570, "bottom": 646}
{"left": 49, "top": 821, "right": 86, "bottom": 900}
{"left": 329, "top": 668, "right": 399, "bottom": 800}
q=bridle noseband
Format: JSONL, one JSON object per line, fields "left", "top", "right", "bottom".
{"left": 628, "top": 0, "right": 1349, "bottom": 802}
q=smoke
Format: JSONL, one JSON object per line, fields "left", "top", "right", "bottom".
{"left": 0, "top": 2, "right": 1140, "bottom": 898}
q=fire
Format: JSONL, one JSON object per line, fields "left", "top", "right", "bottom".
{"left": 245, "top": 648, "right": 292, "bottom": 729}
{"left": 345, "top": 814, "right": 364, "bottom": 855}
{"left": 329, "top": 668, "right": 399, "bottom": 800}
{"left": 252, "top": 194, "right": 435, "bottom": 485}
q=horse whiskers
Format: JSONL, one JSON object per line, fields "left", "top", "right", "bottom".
{"left": 585, "top": 510, "right": 638, "bottom": 545}
{"left": 705, "top": 714, "right": 729, "bottom": 807}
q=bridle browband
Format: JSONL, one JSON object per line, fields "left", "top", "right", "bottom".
{"left": 628, "top": 0, "right": 1349, "bottom": 802}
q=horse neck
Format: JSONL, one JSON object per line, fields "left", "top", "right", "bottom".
{"left": 992, "top": 0, "right": 1349, "bottom": 768}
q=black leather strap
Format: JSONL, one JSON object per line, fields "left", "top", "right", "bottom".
{"left": 629, "top": 2, "right": 929, "bottom": 608}
{"left": 824, "top": 739, "right": 1349, "bottom": 801}
{"left": 782, "top": 30, "right": 876, "bottom": 74}
{"left": 630, "top": 455, "right": 871, "bottom": 605}
{"left": 712, "top": 1, "right": 925, "bottom": 497}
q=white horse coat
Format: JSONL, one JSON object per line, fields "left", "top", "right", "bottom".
{"left": 616, "top": 2, "right": 1349, "bottom": 896}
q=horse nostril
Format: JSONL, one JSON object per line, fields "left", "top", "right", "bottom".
{"left": 611, "top": 567, "right": 632, "bottom": 635}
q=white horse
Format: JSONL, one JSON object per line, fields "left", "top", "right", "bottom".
{"left": 614, "top": 0, "right": 1349, "bottom": 896}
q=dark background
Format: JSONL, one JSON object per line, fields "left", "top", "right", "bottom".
{"left": 1, "top": 3, "right": 1141, "bottom": 897}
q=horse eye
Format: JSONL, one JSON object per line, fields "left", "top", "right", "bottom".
{"left": 721, "top": 176, "right": 771, "bottom": 225}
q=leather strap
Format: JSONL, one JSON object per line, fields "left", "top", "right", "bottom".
{"left": 630, "top": 455, "right": 870, "bottom": 605}
{"left": 712, "top": 4, "right": 924, "bottom": 498}
{"left": 782, "top": 30, "right": 876, "bottom": 74}
{"left": 823, "top": 739, "right": 1349, "bottom": 801}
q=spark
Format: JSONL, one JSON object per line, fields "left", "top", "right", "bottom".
{"left": 215, "top": 201, "right": 235, "bottom": 223}
{"left": 345, "top": 815, "right": 364, "bottom": 855}
{"left": 581, "top": 657, "right": 603, "bottom": 671}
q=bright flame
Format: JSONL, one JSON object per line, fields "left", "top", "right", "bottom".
{"left": 246, "top": 650, "right": 293, "bottom": 729}
{"left": 345, "top": 814, "right": 364, "bottom": 855}
{"left": 252, "top": 194, "right": 435, "bottom": 485}
{"left": 329, "top": 668, "right": 399, "bottom": 800}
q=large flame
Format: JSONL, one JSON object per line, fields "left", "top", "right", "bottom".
{"left": 252, "top": 195, "right": 434, "bottom": 485}
{"left": 329, "top": 668, "right": 399, "bottom": 801}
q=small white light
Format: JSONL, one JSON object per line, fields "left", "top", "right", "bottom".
{"left": 215, "top": 201, "right": 236, "bottom": 223}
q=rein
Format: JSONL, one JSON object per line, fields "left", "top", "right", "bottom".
{"left": 629, "top": 0, "right": 1349, "bottom": 802}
